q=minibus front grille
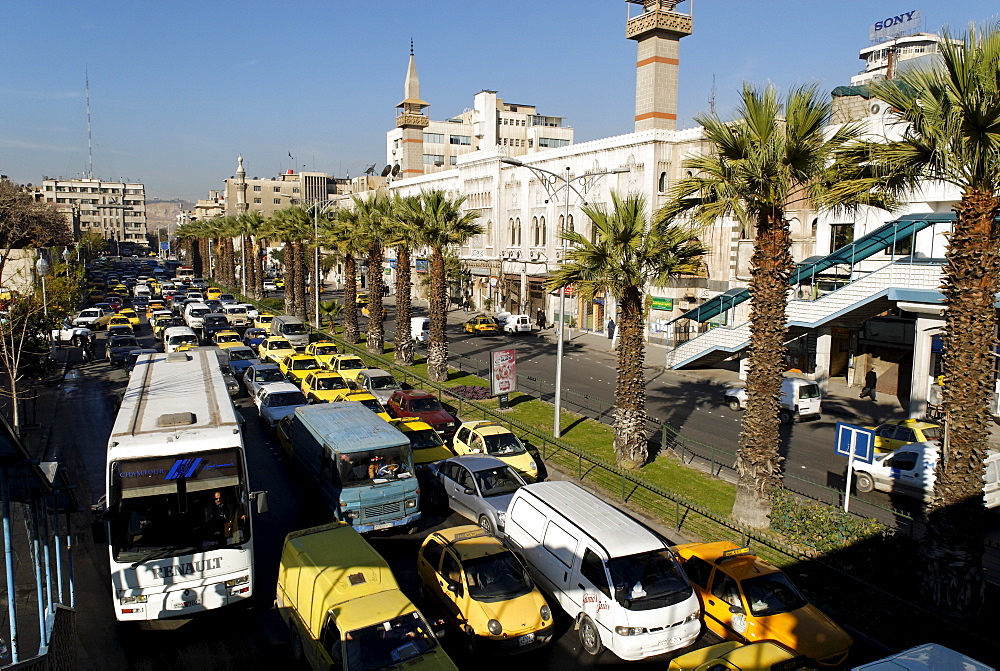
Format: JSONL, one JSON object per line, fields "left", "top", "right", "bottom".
{"left": 363, "top": 502, "right": 403, "bottom": 519}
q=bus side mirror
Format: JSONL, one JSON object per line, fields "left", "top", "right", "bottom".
{"left": 91, "top": 496, "right": 108, "bottom": 543}
{"left": 252, "top": 490, "right": 269, "bottom": 514}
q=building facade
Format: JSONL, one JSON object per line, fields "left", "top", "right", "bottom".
{"left": 38, "top": 177, "right": 146, "bottom": 245}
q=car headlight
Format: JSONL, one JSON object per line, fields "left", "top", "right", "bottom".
{"left": 487, "top": 619, "right": 502, "bottom": 636}
{"left": 344, "top": 510, "right": 357, "bottom": 520}
{"left": 683, "top": 611, "right": 699, "bottom": 623}
{"left": 444, "top": 422, "right": 456, "bottom": 428}
{"left": 540, "top": 605, "right": 551, "bottom": 621}
{"left": 119, "top": 594, "right": 148, "bottom": 605}
{"left": 225, "top": 575, "right": 250, "bottom": 588}
{"left": 615, "top": 626, "right": 647, "bottom": 636}
{"left": 528, "top": 462, "right": 537, "bottom": 471}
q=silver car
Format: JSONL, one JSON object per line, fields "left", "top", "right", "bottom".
{"left": 355, "top": 368, "right": 402, "bottom": 403}
{"left": 243, "top": 363, "right": 285, "bottom": 398}
{"left": 425, "top": 455, "right": 527, "bottom": 536}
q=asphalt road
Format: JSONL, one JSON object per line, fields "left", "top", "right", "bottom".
{"left": 55, "top": 319, "right": 722, "bottom": 669}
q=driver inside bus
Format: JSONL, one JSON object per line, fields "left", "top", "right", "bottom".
{"left": 205, "top": 490, "right": 245, "bottom": 543}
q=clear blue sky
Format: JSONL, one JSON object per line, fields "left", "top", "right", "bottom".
{"left": 2, "top": 1, "right": 996, "bottom": 202}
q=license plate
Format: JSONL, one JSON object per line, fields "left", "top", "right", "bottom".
{"left": 518, "top": 633, "right": 535, "bottom": 646}
{"left": 373, "top": 522, "right": 393, "bottom": 530}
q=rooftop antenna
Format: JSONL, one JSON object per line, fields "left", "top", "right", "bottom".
{"left": 709, "top": 74, "right": 716, "bottom": 116}
{"left": 86, "top": 66, "right": 93, "bottom": 179}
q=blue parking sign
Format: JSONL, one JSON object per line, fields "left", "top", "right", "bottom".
{"left": 835, "top": 422, "right": 875, "bottom": 464}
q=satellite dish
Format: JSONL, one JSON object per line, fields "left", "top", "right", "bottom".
{"left": 391, "top": 164, "right": 401, "bottom": 177}
{"left": 364, "top": 163, "right": 377, "bottom": 176}
{"left": 380, "top": 165, "right": 392, "bottom": 177}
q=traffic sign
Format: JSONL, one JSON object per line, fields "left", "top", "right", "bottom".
{"left": 835, "top": 422, "right": 874, "bottom": 464}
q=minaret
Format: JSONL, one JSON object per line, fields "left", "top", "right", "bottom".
{"left": 396, "top": 41, "right": 430, "bottom": 177}
{"left": 626, "top": 0, "right": 693, "bottom": 132}
{"left": 235, "top": 155, "right": 248, "bottom": 215}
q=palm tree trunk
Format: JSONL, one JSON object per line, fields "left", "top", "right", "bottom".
{"left": 920, "top": 192, "right": 1000, "bottom": 617}
{"left": 253, "top": 239, "right": 265, "bottom": 300}
{"left": 732, "top": 213, "right": 791, "bottom": 529}
{"left": 394, "top": 246, "right": 414, "bottom": 366}
{"left": 427, "top": 248, "right": 448, "bottom": 383}
{"left": 191, "top": 239, "right": 203, "bottom": 276}
{"left": 614, "top": 287, "right": 647, "bottom": 469}
{"left": 295, "top": 241, "right": 308, "bottom": 321}
{"left": 343, "top": 255, "right": 359, "bottom": 344}
{"left": 367, "top": 244, "right": 385, "bottom": 355}
{"left": 284, "top": 242, "right": 296, "bottom": 316}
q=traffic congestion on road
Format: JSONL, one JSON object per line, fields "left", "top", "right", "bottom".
{"left": 45, "top": 255, "right": 984, "bottom": 669}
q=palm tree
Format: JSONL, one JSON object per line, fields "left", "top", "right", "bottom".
{"left": 271, "top": 207, "right": 313, "bottom": 320}
{"left": 414, "top": 190, "right": 482, "bottom": 383}
{"left": 327, "top": 209, "right": 367, "bottom": 344}
{"left": 550, "top": 192, "right": 706, "bottom": 469}
{"left": 855, "top": 24, "right": 1000, "bottom": 616}
{"left": 235, "top": 211, "right": 267, "bottom": 299}
{"left": 175, "top": 220, "right": 210, "bottom": 276}
{"left": 391, "top": 194, "right": 423, "bottom": 366}
{"left": 662, "top": 83, "right": 880, "bottom": 528}
{"left": 318, "top": 299, "right": 343, "bottom": 333}
{"left": 351, "top": 193, "right": 394, "bottom": 354}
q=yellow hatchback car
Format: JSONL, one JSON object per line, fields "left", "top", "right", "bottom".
{"left": 417, "top": 526, "right": 553, "bottom": 655}
{"left": 145, "top": 301, "right": 166, "bottom": 319}
{"left": 331, "top": 391, "right": 391, "bottom": 421}
{"left": 257, "top": 336, "right": 296, "bottom": 364}
{"left": 117, "top": 308, "right": 140, "bottom": 327}
{"left": 464, "top": 315, "right": 499, "bottom": 335}
{"left": 865, "top": 418, "right": 942, "bottom": 454}
{"left": 300, "top": 371, "right": 351, "bottom": 403}
{"left": 673, "top": 542, "right": 852, "bottom": 667}
{"left": 329, "top": 354, "right": 368, "bottom": 382}
{"left": 278, "top": 354, "right": 322, "bottom": 386}
{"left": 254, "top": 313, "right": 275, "bottom": 330}
{"left": 452, "top": 420, "right": 538, "bottom": 482}
{"left": 107, "top": 315, "right": 133, "bottom": 330}
{"left": 304, "top": 341, "right": 340, "bottom": 369}
{"left": 388, "top": 417, "right": 454, "bottom": 467}
{"left": 212, "top": 331, "right": 243, "bottom": 347}
{"left": 668, "top": 641, "right": 803, "bottom": 671}
{"left": 205, "top": 287, "right": 222, "bottom": 300}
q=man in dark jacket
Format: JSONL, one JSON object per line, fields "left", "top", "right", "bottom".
{"left": 860, "top": 367, "right": 878, "bottom": 401}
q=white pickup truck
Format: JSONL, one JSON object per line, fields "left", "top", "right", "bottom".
{"left": 50, "top": 321, "right": 92, "bottom": 346}
{"left": 72, "top": 307, "right": 106, "bottom": 327}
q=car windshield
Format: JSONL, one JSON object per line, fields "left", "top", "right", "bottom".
{"left": 291, "top": 358, "right": 319, "bottom": 370}
{"left": 228, "top": 349, "right": 257, "bottom": 361}
{"left": 227, "top": 307, "right": 247, "bottom": 314}
{"left": 474, "top": 466, "right": 524, "bottom": 497}
{"left": 344, "top": 612, "right": 438, "bottom": 668}
{"left": 483, "top": 432, "right": 526, "bottom": 456}
{"left": 312, "top": 345, "right": 337, "bottom": 356}
{"left": 268, "top": 341, "right": 290, "bottom": 349}
{"left": 314, "top": 377, "right": 347, "bottom": 391}
{"left": 256, "top": 370, "right": 284, "bottom": 383}
{"left": 409, "top": 397, "right": 442, "bottom": 412}
{"left": 407, "top": 428, "right": 444, "bottom": 449}
{"left": 257, "top": 316, "right": 273, "bottom": 323}
{"left": 267, "top": 391, "right": 307, "bottom": 407}
{"left": 336, "top": 446, "right": 412, "bottom": 486}
{"left": 368, "top": 375, "right": 400, "bottom": 390}
{"left": 741, "top": 572, "right": 808, "bottom": 616}
{"left": 606, "top": 549, "right": 693, "bottom": 611}
{"left": 337, "top": 358, "right": 365, "bottom": 370}
{"left": 168, "top": 335, "right": 198, "bottom": 346}
{"left": 111, "top": 338, "right": 139, "bottom": 349}
{"left": 205, "top": 316, "right": 228, "bottom": 326}
{"left": 283, "top": 324, "right": 308, "bottom": 335}
{"left": 359, "top": 398, "right": 387, "bottom": 414}
{"left": 190, "top": 308, "right": 210, "bottom": 317}
{"left": 245, "top": 330, "right": 265, "bottom": 339}
{"left": 464, "top": 552, "right": 533, "bottom": 601}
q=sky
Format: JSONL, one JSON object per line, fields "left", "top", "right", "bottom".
{"left": 2, "top": 1, "right": 997, "bottom": 203}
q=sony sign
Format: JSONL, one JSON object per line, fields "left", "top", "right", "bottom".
{"left": 870, "top": 10, "right": 921, "bottom": 42}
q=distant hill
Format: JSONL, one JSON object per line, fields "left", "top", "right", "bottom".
{"left": 145, "top": 199, "right": 193, "bottom": 235}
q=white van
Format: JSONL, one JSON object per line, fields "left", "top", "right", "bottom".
{"left": 183, "top": 302, "right": 211, "bottom": 330}
{"left": 133, "top": 283, "right": 151, "bottom": 299}
{"left": 852, "top": 441, "right": 1000, "bottom": 508}
{"left": 410, "top": 317, "right": 429, "bottom": 343}
{"left": 162, "top": 326, "right": 199, "bottom": 353}
{"left": 503, "top": 481, "right": 700, "bottom": 661}
{"left": 723, "top": 376, "right": 821, "bottom": 424}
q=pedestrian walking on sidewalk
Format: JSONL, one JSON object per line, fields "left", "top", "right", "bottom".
{"left": 536, "top": 309, "right": 545, "bottom": 330}
{"left": 607, "top": 318, "right": 616, "bottom": 340}
{"left": 860, "top": 367, "right": 878, "bottom": 401}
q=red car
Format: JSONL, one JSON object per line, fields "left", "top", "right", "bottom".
{"left": 386, "top": 389, "right": 459, "bottom": 440}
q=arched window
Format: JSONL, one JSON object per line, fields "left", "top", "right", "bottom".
{"left": 486, "top": 220, "right": 493, "bottom": 247}
{"left": 658, "top": 171, "right": 667, "bottom": 192}
{"left": 509, "top": 218, "right": 516, "bottom": 246}
{"left": 515, "top": 218, "right": 521, "bottom": 246}
{"left": 532, "top": 216, "right": 539, "bottom": 246}
{"left": 540, "top": 216, "right": 546, "bottom": 245}
{"left": 567, "top": 214, "right": 574, "bottom": 233}
{"left": 559, "top": 214, "right": 565, "bottom": 235}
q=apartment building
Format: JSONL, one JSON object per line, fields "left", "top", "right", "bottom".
{"left": 39, "top": 177, "right": 146, "bottom": 243}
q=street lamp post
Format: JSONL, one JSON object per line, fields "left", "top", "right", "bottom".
{"left": 281, "top": 194, "right": 338, "bottom": 329}
{"left": 35, "top": 256, "right": 50, "bottom": 318}
{"left": 501, "top": 157, "right": 629, "bottom": 438}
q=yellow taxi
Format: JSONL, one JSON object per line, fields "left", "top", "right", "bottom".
{"left": 416, "top": 526, "right": 553, "bottom": 654}
{"left": 111, "top": 283, "right": 128, "bottom": 294}
{"left": 278, "top": 354, "right": 322, "bottom": 386}
{"left": 257, "top": 336, "right": 296, "bottom": 364}
{"left": 300, "top": 371, "right": 351, "bottom": 403}
{"left": 211, "top": 330, "right": 243, "bottom": 347}
{"left": 107, "top": 315, "right": 133, "bottom": 330}
{"left": 452, "top": 420, "right": 538, "bottom": 482}
{"left": 117, "top": 308, "right": 141, "bottom": 327}
{"left": 329, "top": 354, "right": 368, "bottom": 382}
{"left": 668, "top": 641, "right": 803, "bottom": 671}
{"left": 331, "top": 390, "right": 391, "bottom": 421}
{"left": 672, "top": 542, "right": 852, "bottom": 666}
{"left": 150, "top": 312, "right": 175, "bottom": 337}
{"left": 205, "top": 287, "right": 223, "bottom": 300}
{"left": 304, "top": 341, "right": 340, "bottom": 369}
{"left": 388, "top": 418, "right": 454, "bottom": 467}
{"left": 145, "top": 300, "right": 166, "bottom": 318}
{"left": 355, "top": 291, "right": 368, "bottom": 305}
{"left": 865, "top": 418, "right": 942, "bottom": 453}
{"left": 464, "top": 315, "right": 500, "bottom": 335}
{"left": 273, "top": 277, "right": 285, "bottom": 289}
{"left": 254, "top": 313, "right": 275, "bottom": 330}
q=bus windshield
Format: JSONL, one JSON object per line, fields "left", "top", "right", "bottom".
{"left": 336, "top": 445, "right": 413, "bottom": 487}
{"left": 108, "top": 447, "right": 249, "bottom": 564}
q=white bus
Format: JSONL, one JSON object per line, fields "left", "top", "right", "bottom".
{"left": 93, "top": 349, "right": 267, "bottom": 621}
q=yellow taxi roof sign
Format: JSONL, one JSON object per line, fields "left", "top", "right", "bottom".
{"left": 717, "top": 546, "right": 753, "bottom": 563}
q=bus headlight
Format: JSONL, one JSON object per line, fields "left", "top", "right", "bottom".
{"left": 405, "top": 499, "right": 417, "bottom": 508}
{"left": 225, "top": 575, "right": 250, "bottom": 588}
{"left": 119, "top": 594, "right": 148, "bottom": 605}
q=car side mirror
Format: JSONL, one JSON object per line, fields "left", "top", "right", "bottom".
{"left": 446, "top": 582, "right": 463, "bottom": 598}
{"left": 729, "top": 605, "right": 744, "bottom": 615}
